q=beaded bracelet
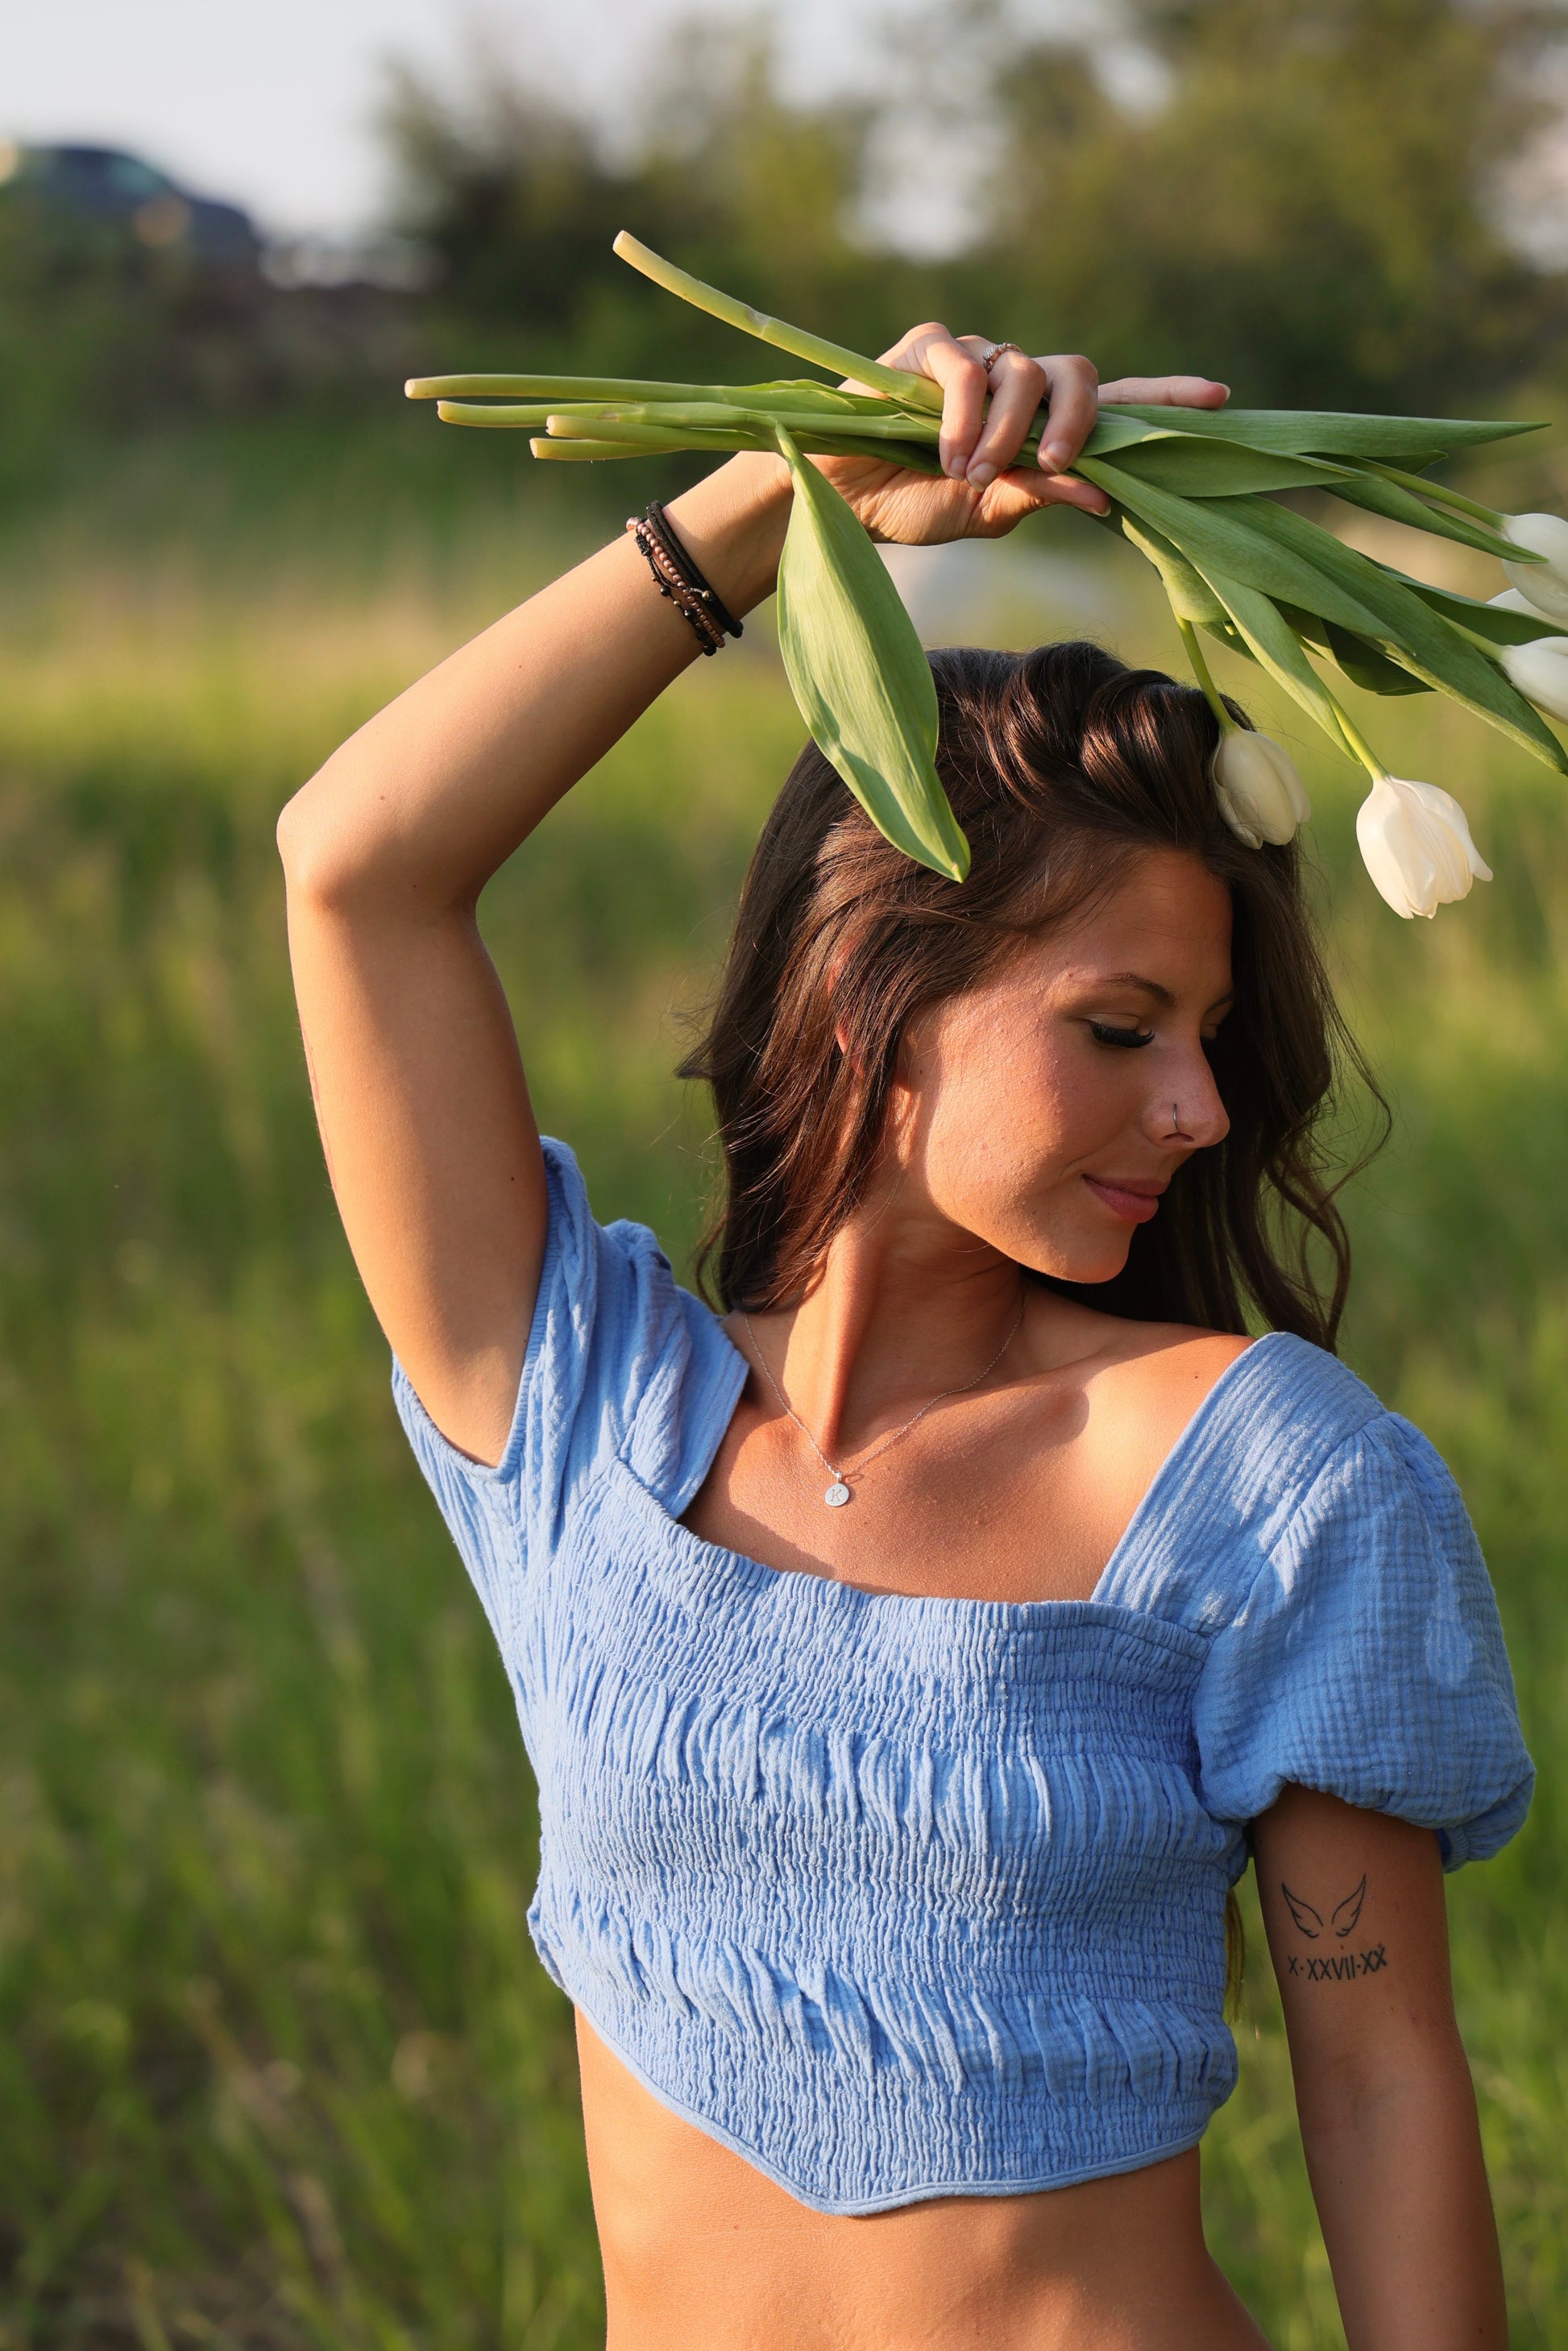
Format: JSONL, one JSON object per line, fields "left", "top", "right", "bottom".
{"left": 625, "top": 503, "right": 744, "bottom": 657}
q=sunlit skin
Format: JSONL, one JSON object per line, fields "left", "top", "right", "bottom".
{"left": 685, "top": 852, "right": 1247, "bottom": 1610}
{"left": 278, "top": 322, "right": 1508, "bottom": 2349}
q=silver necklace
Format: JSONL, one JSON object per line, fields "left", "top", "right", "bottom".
{"left": 741, "top": 1289, "right": 1027, "bottom": 1509}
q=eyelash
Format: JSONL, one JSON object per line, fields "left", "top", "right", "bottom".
{"left": 1089, "top": 1022, "right": 1155, "bottom": 1050}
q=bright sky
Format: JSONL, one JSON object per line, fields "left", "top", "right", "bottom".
{"left": 3, "top": 2, "right": 1092, "bottom": 242}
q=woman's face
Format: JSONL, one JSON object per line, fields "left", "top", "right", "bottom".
{"left": 889, "top": 847, "right": 1234, "bottom": 1285}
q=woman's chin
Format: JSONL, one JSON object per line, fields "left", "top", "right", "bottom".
{"left": 1014, "top": 1234, "right": 1135, "bottom": 1289}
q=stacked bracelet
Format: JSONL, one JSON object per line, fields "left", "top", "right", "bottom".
{"left": 625, "top": 503, "right": 744, "bottom": 657}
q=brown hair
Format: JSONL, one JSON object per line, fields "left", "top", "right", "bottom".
{"left": 681, "top": 640, "right": 1380, "bottom": 1351}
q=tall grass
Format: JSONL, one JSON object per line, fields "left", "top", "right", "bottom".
{"left": 1, "top": 460, "right": 1565, "bottom": 2349}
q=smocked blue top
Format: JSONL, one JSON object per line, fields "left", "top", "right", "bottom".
{"left": 393, "top": 1138, "right": 1533, "bottom": 2215}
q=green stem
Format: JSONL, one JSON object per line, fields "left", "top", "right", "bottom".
{"left": 409, "top": 373, "right": 908, "bottom": 412}
{"left": 613, "top": 232, "right": 944, "bottom": 416}
{"left": 1319, "top": 686, "right": 1389, "bottom": 780}
{"left": 1176, "top": 617, "right": 1235, "bottom": 732}
{"left": 1361, "top": 459, "right": 1508, "bottom": 531}
{"left": 410, "top": 373, "right": 731, "bottom": 403}
{"left": 545, "top": 414, "right": 759, "bottom": 455}
{"left": 529, "top": 438, "right": 645, "bottom": 462}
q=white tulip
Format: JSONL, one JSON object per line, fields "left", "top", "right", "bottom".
{"left": 1500, "top": 512, "right": 1568, "bottom": 620}
{"left": 1210, "top": 729, "right": 1311, "bottom": 848}
{"left": 1499, "top": 632, "right": 1568, "bottom": 721}
{"left": 1355, "top": 775, "right": 1492, "bottom": 919}
{"left": 1488, "top": 587, "right": 1540, "bottom": 617}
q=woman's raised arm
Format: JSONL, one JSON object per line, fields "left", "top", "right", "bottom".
{"left": 276, "top": 455, "right": 793, "bottom": 1466}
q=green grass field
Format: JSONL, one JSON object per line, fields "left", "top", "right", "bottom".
{"left": 2, "top": 442, "right": 1566, "bottom": 2349}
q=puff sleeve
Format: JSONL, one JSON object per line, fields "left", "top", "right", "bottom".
{"left": 392, "top": 1138, "right": 746, "bottom": 1644}
{"left": 1193, "top": 1409, "right": 1533, "bottom": 1867}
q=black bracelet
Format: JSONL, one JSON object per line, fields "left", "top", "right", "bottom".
{"left": 626, "top": 502, "right": 744, "bottom": 655}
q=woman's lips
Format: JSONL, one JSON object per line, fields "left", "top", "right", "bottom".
{"left": 1083, "top": 1174, "right": 1168, "bottom": 1225}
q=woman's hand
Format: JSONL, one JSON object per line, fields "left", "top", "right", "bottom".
{"left": 814, "top": 324, "right": 1230, "bottom": 546}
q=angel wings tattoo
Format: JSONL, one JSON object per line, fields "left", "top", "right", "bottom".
{"left": 1280, "top": 1874, "right": 1368, "bottom": 1940}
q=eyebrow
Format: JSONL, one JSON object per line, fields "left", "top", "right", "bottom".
{"left": 1105, "top": 972, "right": 1176, "bottom": 1006}
{"left": 1103, "top": 972, "right": 1236, "bottom": 1014}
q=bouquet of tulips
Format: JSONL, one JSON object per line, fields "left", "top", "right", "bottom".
{"left": 408, "top": 234, "right": 1568, "bottom": 917}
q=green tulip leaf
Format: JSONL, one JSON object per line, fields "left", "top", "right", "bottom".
{"left": 1324, "top": 470, "right": 1523, "bottom": 562}
{"left": 1277, "top": 604, "right": 1433, "bottom": 696}
{"left": 1119, "top": 515, "right": 1230, "bottom": 627}
{"left": 1191, "top": 566, "right": 1350, "bottom": 744}
{"left": 1095, "top": 404, "right": 1542, "bottom": 462}
{"left": 1375, "top": 570, "right": 1565, "bottom": 646}
{"left": 1230, "top": 497, "right": 1568, "bottom": 772}
{"left": 1081, "top": 412, "right": 1172, "bottom": 456}
{"left": 1317, "top": 619, "right": 1434, "bottom": 697}
{"left": 772, "top": 427, "right": 970, "bottom": 881}
{"left": 1081, "top": 460, "right": 1388, "bottom": 636}
{"left": 1110, "top": 438, "right": 1353, "bottom": 497}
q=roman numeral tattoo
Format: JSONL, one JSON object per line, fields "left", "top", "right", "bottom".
{"left": 1285, "top": 1943, "right": 1388, "bottom": 1982}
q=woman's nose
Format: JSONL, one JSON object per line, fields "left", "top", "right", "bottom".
{"left": 1143, "top": 1051, "right": 1230, "bottom": 1151}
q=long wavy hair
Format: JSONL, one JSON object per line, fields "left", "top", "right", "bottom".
{"left": 680, "top": 640, "right": 1381, "bottom": 1353}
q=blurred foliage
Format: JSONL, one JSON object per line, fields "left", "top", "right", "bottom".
{"left": 0, "top": 193, "right": 418, "bottom": 504}
{"left": 381, "top": 27, "right": 935, "bottom": 378}
{"left": 383, "top": 0, "right": 1568, "bottom": 407}
{"left": 976, "top": 0, "right": 1568, "bottom": 407}
{"left": 9, "top": 0, "right": 1568, "bottom": 508}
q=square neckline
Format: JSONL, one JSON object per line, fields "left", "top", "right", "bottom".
{"left": 394, "top": 1143, "right": 1299, "bottom": 1627}
{"left": 638, "top": 1325, "right": 1296, "bottom": 1626}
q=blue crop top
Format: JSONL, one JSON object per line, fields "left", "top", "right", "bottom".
{"left": 393, "top": 1138, "right": 1534, "bottom": 2215}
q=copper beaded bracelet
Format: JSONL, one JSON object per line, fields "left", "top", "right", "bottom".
{"left": 625, "top": 503, "right": 744, "bottom": 657}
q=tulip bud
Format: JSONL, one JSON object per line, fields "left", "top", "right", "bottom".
{"left": 1210, "top": 729, "right": 1311, "bottom": 848}
{"left": 1501, "top": 512, "right": 1568, "bottom": 621}
{"left": 1499, "top": 632, "right": 1568, "bottom": 722}
{"left": 1355, "top": 775, "right": 1492, "bottom": 919}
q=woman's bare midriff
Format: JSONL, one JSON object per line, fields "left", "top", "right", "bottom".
{"left": 577, "top": 2014, "right": 1269, "bottom": 2351}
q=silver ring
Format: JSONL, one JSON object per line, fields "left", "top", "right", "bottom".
{"left": 982, "top": 340, "right": 1024, "bottom": 375}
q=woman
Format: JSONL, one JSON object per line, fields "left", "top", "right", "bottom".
{"left": 278, "top": 327, "right": 1533, "bottom": 2349}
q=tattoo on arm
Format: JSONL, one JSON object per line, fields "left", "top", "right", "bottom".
{"left": 1280, "top": 1874, "right": 1385, "bottom": 1983}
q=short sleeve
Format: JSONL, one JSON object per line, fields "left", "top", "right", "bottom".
{"left": 391, "top": 1138, "right": 746, "bottom": 1637}
{"left": 1193, "top": 1410, "right": 1534, "bottom": 1867}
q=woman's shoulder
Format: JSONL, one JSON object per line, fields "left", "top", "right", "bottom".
{"left": 1096, "top": 1325, "right": 1438, "bottom": 1619}
{"left": 1168, "top": 1327, "right": 1417, "bottom": 1527}
{"left": 1077, "top": 1313, "right": 1384, "bottom": 1505}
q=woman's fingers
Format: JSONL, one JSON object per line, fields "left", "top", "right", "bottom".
{"left": 869, "top": 328, "right": 1229, "bottom": 518}
{"left": 1098, "top": 374, "right": 1231, "bottom": 408}
{"left": 962, "top": 345, "right": 1048, "bottom": 487}
{"left": 994, "top": 466, "right": 1111, "bottom": 520}
{"left": 1030, "top": 353, "right": 1101, "bottom": 475}
{"left": 876, "top": 323, "right": 990, "bottom": 479}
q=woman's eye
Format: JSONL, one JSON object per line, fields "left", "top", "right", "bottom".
{"left": 1089, "top": 1021, "right": 1155, "bottom": 1050}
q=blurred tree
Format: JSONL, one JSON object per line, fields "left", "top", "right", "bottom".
{"left": 967, "top": 0, "right": 1568, "bottom": 407}
{"left": 384, "top": 65, "right": 657, "bottom": 332}
{"left": 383, "top": 30, "right": 934, "bottom": 377}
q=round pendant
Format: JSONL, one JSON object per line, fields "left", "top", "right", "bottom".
{"left": 823, "top": 1481, "right": 851, "bottom": 1508}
